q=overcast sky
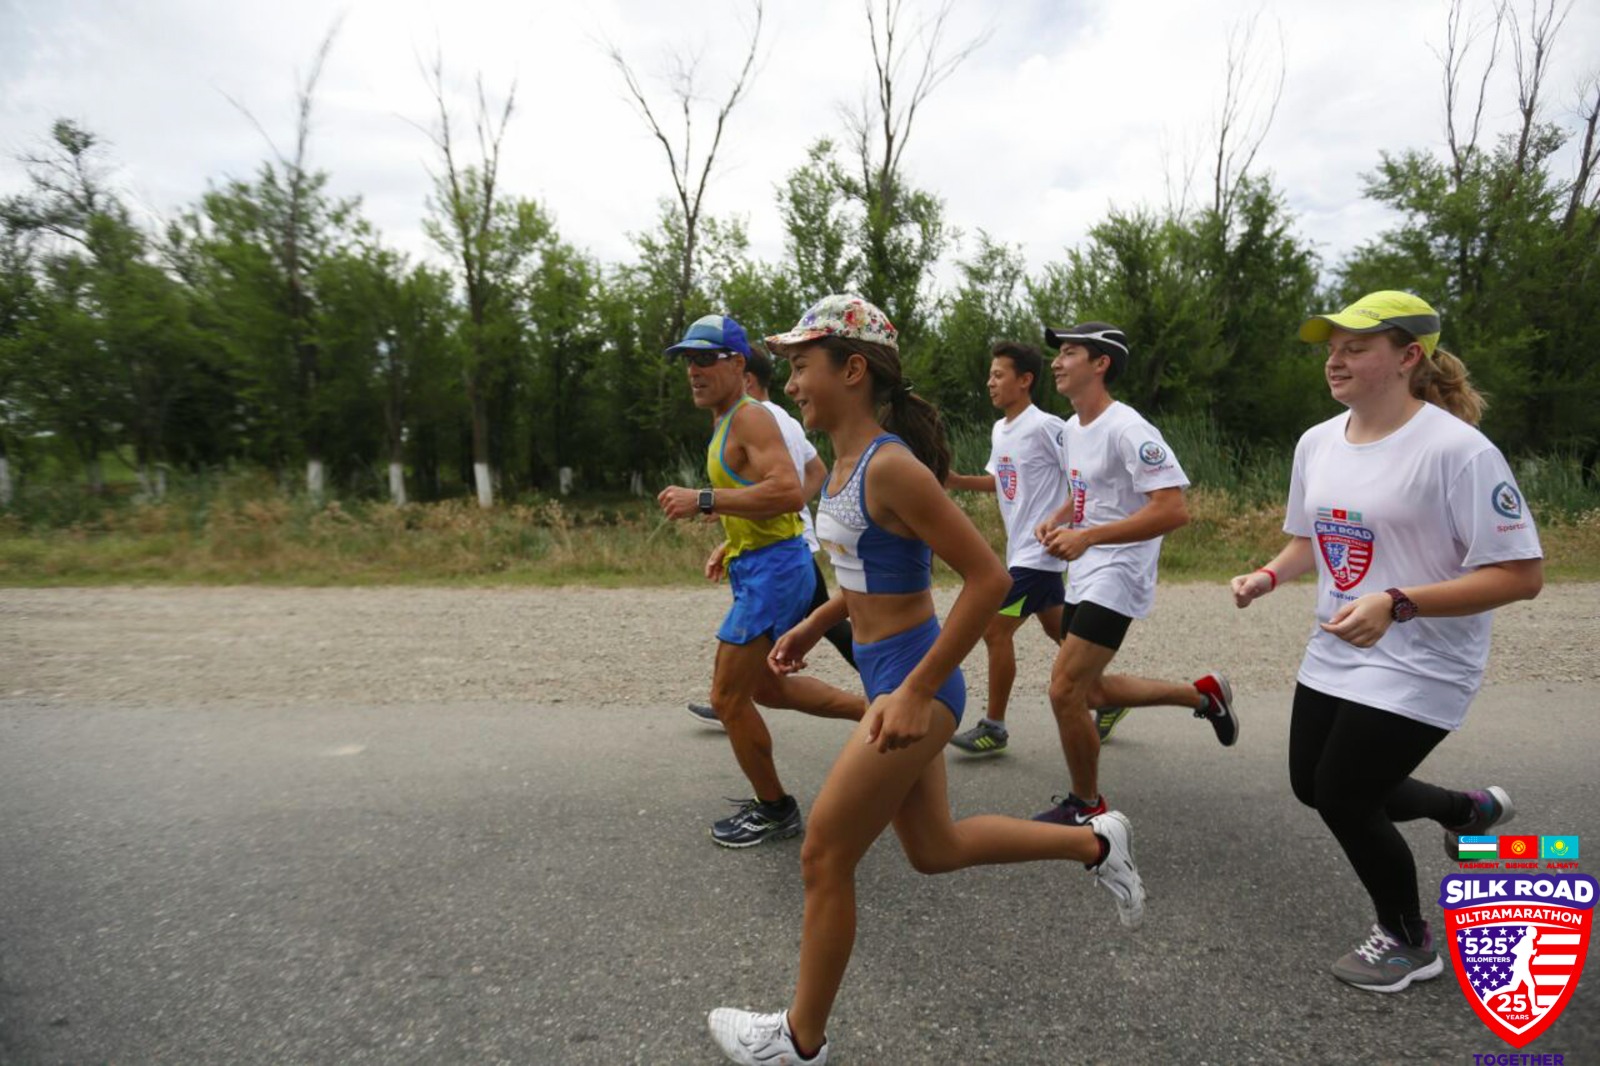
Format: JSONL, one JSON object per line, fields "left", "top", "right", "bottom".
{"left": 3, "top": 0, "right": 1598, "bottom": 290}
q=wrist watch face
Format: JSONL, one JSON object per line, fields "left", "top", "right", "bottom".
{"left": 698, "top": 489, "right": 715, "bottom": 514}
{"left": 1388, "top": 589, "right": 1418, "bottom": 622}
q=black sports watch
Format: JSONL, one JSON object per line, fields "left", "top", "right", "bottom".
{"left": 698, "top": 489, "right": 716, "bottom": 515}
{"left": 1385, "top": 587, "right": 1419, "bottom": 623}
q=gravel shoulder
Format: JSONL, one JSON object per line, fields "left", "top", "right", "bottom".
{"left": 1, "top": 583, "right": 1595, "bottom": 709}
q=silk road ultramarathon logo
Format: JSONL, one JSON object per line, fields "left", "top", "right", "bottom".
{"left": 1440, "top": 873, "right": 1594, "bottom": 1048}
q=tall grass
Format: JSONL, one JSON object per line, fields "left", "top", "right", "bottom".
{"left": 3, "top": 420, "right": 1598, "bottom": 586}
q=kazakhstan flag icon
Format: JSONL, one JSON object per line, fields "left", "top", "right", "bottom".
{"left": 1540, "top": 835, "right": 1580, "bottom": 860}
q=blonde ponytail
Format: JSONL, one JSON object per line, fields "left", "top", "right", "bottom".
{"left": 1410, "top": 347, "right": 1486, "bottom": 426}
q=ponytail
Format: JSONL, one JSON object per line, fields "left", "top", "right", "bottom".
{"left": 1381, "top": 327, "right": 1487, "bottom": 425}
{"left": 820, "top": 336, "right": 952, "bottom": 483}
{"left": 1412, "top": 347, "right": 1486, "bottom": 426}
{"left": 882, "top": 388, "right": 952, "bottom": 485}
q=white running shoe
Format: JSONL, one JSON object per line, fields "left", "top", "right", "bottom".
{"left": 707, "top": 1007, "right": 828, "bottom": 1065}
{"left": 1088, "top": 810, "right": 1145, "bottom": 930}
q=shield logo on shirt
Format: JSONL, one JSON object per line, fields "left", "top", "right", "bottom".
{"left": 1492, "top": 481, "right": 1523, "bottom": 519}
{"left": 1314, "top": 511, "right": 1375, "bottom": 592}
{"left": 996, "top": 456, "right": 1018, "bottom": 501}
{"left": 1440, "top": 873, "right": 1595, "bottom": 1050}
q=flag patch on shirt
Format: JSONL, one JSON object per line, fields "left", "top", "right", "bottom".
{"left": 996, "top": 456, "right": 1018, "bottom": 501}
{"left": 1314, "top": 508, "right": 1375, "bottom": 591}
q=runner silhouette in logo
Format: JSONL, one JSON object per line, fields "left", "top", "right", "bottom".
{"left": 1487, "top": 925, "right": 1545, "bottom": 1017}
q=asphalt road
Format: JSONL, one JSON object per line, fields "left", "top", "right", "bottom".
{"left": 2, "top": 684, "right": 1596, "bottom": 1064}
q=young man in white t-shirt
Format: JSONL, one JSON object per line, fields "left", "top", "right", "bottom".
{"left": 943, "top": 342, "right": 1070, "bottom": 756}
{"left": 1031, "top": 322, "right": 1239, "bottom": 826}
{"left": 686, "top": 346, "right": 857, "bottom": 727}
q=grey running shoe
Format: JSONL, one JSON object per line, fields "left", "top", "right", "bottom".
{"left": 710, "top": 796, "right": 803, "bottom": 849}
{"left": 1032, "top": 792, "right": 1107, "bottom": 826}
{"left": 1088, "top": 810, "right": 1145, "bottom": 929}
{"left": 1442, "top": 785, "right": 1514, "bottom": 861}
{"left": 1193, "top": 672, "right": 1239, "bottom": 747}
{"left": 1331, "top": 924, "right": 1443, "bottom": 992}
{"left": 1094, "top": 706, "right": 1130, "bottom": 741}
{"left": 950, "top": 719, "right": 1009, "bottom": 756}
{"left": 687, "top": 702, "right": 725, "bottom": 730}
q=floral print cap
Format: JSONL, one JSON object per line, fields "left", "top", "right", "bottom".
{"left": 764, "top": 294, "right": 898, "bottom": 355}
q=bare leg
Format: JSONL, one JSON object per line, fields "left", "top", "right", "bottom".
{"left": 1048, "top": 636, "right": 1119, "bottom": 802}
{"left": 1034, "top": 604, "right": 1065, "bottom": 645}
{"left": 754, "top": 670, "right": 866, "bottom": 722}
{"left": 1095, "top": 673, "right": 1203, "bottom": 710}
{"left": 892, "top": 742, "right": 1101, "bottom": 871}
{"left": 980, "top": 613, "right": 1026, "bottom": 722}
{"left": 711, "top": 639, "right": 787, "bottom": 803}
{"left": 786, "top": 707, "right": 1100, "bottom": 1051}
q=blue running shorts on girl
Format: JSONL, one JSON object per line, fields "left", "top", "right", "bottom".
{"left": 717, "top": 536, "right": 817, "bottom": 646}
{"left": 853, "top": 614, "right": 967, "bottom": 724}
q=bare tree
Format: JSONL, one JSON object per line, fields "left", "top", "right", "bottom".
{"left": 1435, "top": 0, "right": 1507, "bottom": 185}
{"left": 1562, "top": 73, "right": 1600, "bottom": 233}
{"left": 1210, "top": 11, "right": 1285, "bottom": 228}
{"left": 606, "top": 1, "right": 764, "bottom": 343}
{"left": 848, "top": 0, "right": 987, "bottom": 218}
{"left": 1506, "top": 0, "right": 1572, "bottom": 178}
{"left": 224, "top": 22, "right": 341, "bottom": 501}
{"left": 418, "top": 53, "right": 518, "bottom": 509}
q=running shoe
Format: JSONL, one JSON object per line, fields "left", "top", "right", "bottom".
{"left": 708, "top": 1008, "right": 828, "bottom": 1065}
{"left": 1442, "top": 785, "right": 1514, "bottom": 861}
{"left": 1094, "top": 706, "right": 1131, "bottom": 742}
{"left": 1192, "top": 672, "right": 1239, "bottom": 747}
{"left": 1087, "top": 810, "right": 1145, "bottom": 929}
{"left": 711, "top": 796, "right": 803, "bottom": 849}
{"left": 949, "top": 719, "right": 1009, "bottom": 756}
{"left": 1032, "top": 792, "right": 1107, "bottom": 826}
{"left": 1331, "top": 923, "right": 1443, "bottom": 992}
{"left": 687, "top": 702, "right": 725, "bottom": 730}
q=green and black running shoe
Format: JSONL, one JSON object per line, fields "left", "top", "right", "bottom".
{"left": 949, "top": 719, "right": 1009, "bottom": 756}
{"left": 1094, "top": 706, "right": 1130, "bottom": 742}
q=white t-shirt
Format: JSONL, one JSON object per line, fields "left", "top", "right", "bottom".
{"left": 984, "top": 404, "right": 1069, "bottom": 573}
{"left": 1286, "top": 402, "right": 1543, "bottom": 731}
{"left": 761, "top": 398, "right": 821, "bottom": 552}
{"left": 1061, "top": 400, "right": 1189, "bottom": 619}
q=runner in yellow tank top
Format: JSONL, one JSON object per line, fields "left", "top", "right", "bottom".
{"left": 658, "top": 314, "right": 865, "bottom": 849}
{"left": 708, "top": 394, "right": 804, "bottom": 560}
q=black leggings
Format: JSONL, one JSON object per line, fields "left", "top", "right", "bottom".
{"left": 808, "top": 557, "right": 857, "bottom": 671}
{"left": 1289, "top": 683, "right": 1471, "bottom": 947}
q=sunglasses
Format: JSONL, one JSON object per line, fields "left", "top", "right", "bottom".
{"left": 681, "top": 349, "right": 733, "bottom": 368}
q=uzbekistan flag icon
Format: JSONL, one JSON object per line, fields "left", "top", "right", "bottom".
{"left": 1457, "top": 836, "right": 1497, "bottom": 862}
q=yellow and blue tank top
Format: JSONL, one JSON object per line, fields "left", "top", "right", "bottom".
{"left": 709, "top": 396, "right": 804, "bottom": 561}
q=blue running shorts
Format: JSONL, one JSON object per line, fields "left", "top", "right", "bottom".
{"left": 717, "top": 537, "right": 817, "bottom": 646}
{"left": 853, "top": 614, "right": 967, "bottom": 724}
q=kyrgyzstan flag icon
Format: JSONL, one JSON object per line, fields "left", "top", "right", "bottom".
{"left": 1500, "top": 835, "right": 1541, "bottom": 860}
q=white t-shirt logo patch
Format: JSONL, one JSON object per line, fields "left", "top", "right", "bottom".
{"left": 996, "top": 456, "right": 1018, "bottom": 501}
{"left": 1068, "top": 469, "right": 1087, "bottom": 526}
{"left": 1314, "top": 506, "right": 1375, "bottom": 592}
{"left": 1138, "top": 441, "right": 1167, "bottom": 466}
{"left": 1492, "top": 481, "right": 1523, "bottom": 520}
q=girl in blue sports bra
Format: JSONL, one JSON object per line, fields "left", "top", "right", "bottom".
{"left": 704, "top": 295, "right": 1148, "bottom": 1066}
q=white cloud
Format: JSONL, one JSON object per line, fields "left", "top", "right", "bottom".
{"left": 3, "top": 0, "right": 1598, "bottom": 294}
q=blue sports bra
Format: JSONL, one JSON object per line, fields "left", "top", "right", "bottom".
{"left": 815, "top": 434, "right": 933, "bottom": 595}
